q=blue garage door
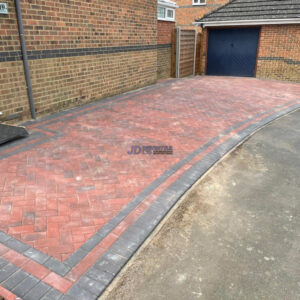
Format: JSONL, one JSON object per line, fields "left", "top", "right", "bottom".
{"left": 206, "top": 28, "right": 260, "bottom": 77}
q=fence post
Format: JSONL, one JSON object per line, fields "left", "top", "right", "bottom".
{"left": 176, "top": 27, "right": 181, "bottom": 78}
{"left": 171, "top": 28, "right": 177, "bottom": 78}
{"left": 193, "top": 29, "right": 197, "bottom": 76}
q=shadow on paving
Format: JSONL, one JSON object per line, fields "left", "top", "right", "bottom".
{"left": 101, "top": 109, "right": 300, "bottom": 300}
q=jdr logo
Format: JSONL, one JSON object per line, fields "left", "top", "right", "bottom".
{"left": 128, "top": 145, "right": 173, "bottom": 155}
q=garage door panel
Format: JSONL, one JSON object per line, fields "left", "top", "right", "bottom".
{"left": 207, "top": 28, "right": 260, "bottom": 77}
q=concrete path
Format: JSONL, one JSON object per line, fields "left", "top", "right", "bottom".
{"left": 0, "top": 76, "right": 299, "bottom": 299}
{"left": 101, "top": 110, "right": 300, "bottom": 300}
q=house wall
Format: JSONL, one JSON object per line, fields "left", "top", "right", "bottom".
{"left": 200, "top": 28, "right": 208, "bottom": 75}
{"left": 176, "top": 0, "right": 230, "bottom": 29}
{"left": 0, "top": 0, "right": 157, "bottom": 122}
{"left": 200, "top": 25, "right": 300, "bottom": 82}
{"left": 256, "top": 25, "right": 300, "bottom": 82}
{"left": 157, "top": 20, "right": 175, "bottom": 79}
{"left": 0, "top": 0, "right": 29, "bottom": 122}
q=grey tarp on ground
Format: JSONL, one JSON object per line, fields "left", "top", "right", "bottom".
{"left": 0, "top": 124, "right": 29, "bottom": 145}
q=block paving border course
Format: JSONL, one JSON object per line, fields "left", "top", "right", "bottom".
{"left": 0, "top": 76, "right": 299, "bottom": 299}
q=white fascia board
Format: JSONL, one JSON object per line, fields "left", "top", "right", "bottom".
{"left": 158, "top": 0, "right": 178, "bottom": 9}
{"left": 193, "top": 18, "right": 300, "bottom": 27}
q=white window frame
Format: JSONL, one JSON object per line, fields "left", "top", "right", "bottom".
{"left": 157, "top": 0, "right": 177, "bottom": 21}
{"left": 158, "top": 6, "right": 175, "bottom": 21}
{"left": 193, "top": 0, "right": 206, "bottom": 6}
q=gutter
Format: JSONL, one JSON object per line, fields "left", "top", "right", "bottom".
{"left": 193, "top": 18, "right": 300, "bottom": 28}
{"left": 15, "top": 0, "right": 36, "bottom": 119}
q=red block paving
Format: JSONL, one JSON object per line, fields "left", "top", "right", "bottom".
{"left": 0, "top": 286, "right": 19, "bottom": 300}
{"left": 0, "top": 76, "right": 299, "bottom": 297}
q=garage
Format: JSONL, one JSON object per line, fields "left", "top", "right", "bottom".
{"left": 195, "top": 0, "right": 300, "bottom": 82}
{"left": 206, "top": 28, "right": 260, "bottom": 77}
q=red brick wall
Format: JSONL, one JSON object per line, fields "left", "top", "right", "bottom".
{"left": 0, "top": 0, "right": 157, "bottom": 122}
{"left": 176, "top": 0, "right": 230, "bottom": 29}
{"left": 256, "top": 25, "right": 300, "bottom": 82}
{"left": 21, "top": 1, "right": 156, "bottom": 50}
{"left": 158, "top": 20, "right": 175, "bottom": 45}
{"left": 157, "top": 20, "right": 175, "bottom": 79}
{"left": 200, "top": 28, "right": 208, "bottom": 75}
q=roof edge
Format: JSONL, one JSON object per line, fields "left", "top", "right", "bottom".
{"left": 195, "top": 0, "right": 236, "bottom": 23}
{"left": 194, "top": 18, "right": 300, "bottom": 28}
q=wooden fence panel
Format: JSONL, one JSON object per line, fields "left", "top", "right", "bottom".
{"left": 176, "top": 28, "right": 197, "bottom": 78}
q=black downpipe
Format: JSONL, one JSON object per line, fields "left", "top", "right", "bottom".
{"left": 15, "top": 0, "right": 36, "bottom": 119}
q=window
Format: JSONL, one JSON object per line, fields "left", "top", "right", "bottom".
{"left": 158, "top": 6, "right": 166, "bottom": 19}
{"left": 167, "top": 9, "right": 174, "bottom": 19}
{"left": 157, "top": 5, "right": 175, "bottom": 21}
{"left": 157, "top": 0, "right": 177, "bottom": 21}
{"left": 193, "top": 0, "right": 206, "bottom": 5}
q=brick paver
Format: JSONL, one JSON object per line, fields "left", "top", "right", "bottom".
{"left": 0, "top": 76, "right": 299, "bottom": 299}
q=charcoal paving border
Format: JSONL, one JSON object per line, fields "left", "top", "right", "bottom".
{"left": 0, "top": 99, "right": 299, "bottom": 299}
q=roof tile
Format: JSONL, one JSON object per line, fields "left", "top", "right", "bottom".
{"left": 196, "top": 0, "right": 300, "bottom": 23}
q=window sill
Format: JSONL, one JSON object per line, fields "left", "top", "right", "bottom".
{"left": 158, "top": 17, "right": 175, "bottom": 22}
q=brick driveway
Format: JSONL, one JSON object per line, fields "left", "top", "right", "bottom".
{"left": 0, "top": 76, "right": 299, "bottom": 299}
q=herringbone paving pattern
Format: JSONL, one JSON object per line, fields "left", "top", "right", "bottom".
{"left": 0, "top": 76, "right": 299, "bottom": 299}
